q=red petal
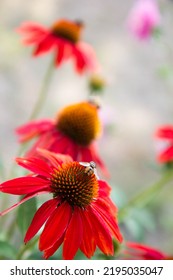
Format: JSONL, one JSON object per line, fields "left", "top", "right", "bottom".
{"left": 79, "top": 209, "right": 96, "bottom": 258}
{"left": 24, "top": 198, "right": 59, "bottom": 243}
{"left": 55, "top": 40, "right": 66, "bottom": 65}
{"left": 158, "top": 145, "right": 173, "bottom": 162}
{"left": 37, "top": 148, "right": 72, "bottom": 168}
{"left": 33, "top": 34, "right": 55, "bottom": 56}
{"left": 0, "top": 176, "right": 50, "bottom": 195}
{"left": 88, "top": 205, "right": 114, "bottom": 255}
{"left": 16, "top": 157, "right": 53, "bottom": 178}
{"left": 93, "top": 200, "right": 123, "bottom": 243}
{"left": 43, "top": 235, "right": 64, "bottom": 259}
{"left": 16, "top": 119, "right": 54, "bottom": 142}
{"left": 63, "top": 207, "right": 83, "bottom": 260}
{"left": 0, "top": 190, "right": 48, "bottom": 216}
{"left": 155, "top": 126, "right": 173, "bottom": 139}
{"left": 39, "top": 202, "right": 72, "bottom": 251}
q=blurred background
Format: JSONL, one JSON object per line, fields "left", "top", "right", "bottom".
{"left": 0, "top": 0, "right": 173, "bottom": 258}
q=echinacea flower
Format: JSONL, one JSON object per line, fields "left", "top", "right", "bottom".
{"left": 17, "top": 19, "right": 99, "bottom": 74}
{"left": 155, "top": 125, "right": 173, "bottom": 163}
{"left": 0, "top": 149, "right": 123, "bottom": 260}
{"left": 122, "top": 241, "right": 170, "bottom": 260}
{"left": 16, "top": 101, "right": 109, "bottom": 176}
{"left": 127, "top": 0, "right": 161, "bottom": 40}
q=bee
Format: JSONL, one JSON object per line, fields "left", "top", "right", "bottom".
{"left": 79, "top": 161, "right": 99, "bottom": 178}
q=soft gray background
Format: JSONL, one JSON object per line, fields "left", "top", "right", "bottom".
{"left": 1, "top": 0, "right": 173, "bottom": 255}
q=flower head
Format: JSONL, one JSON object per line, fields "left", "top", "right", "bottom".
{"left": 155, "top": 125, "right": 173, "bottom": 163}
{"left": 127, "top": 0, "right": 161, "bottom": 40}
{"left": 122, "top": 241, "right": 170, "bottom": 260}
{"left": 16, "top": 101, "right": 109, "bottom": 176}
{"left": 0, "top": 149, "right": 123, "bottom": 260}
{"left": 17, "top": 19, "right": 99, "bottom": 74}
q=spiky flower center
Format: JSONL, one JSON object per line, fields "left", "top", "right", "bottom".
{"left": 51, "top": 162, "right": 99, "bottom": 208}
{"left": 51, "top": 19, "right": 83, "bottom": 43}
{"left": 56, "top": 102, "right": 101, "bottom": 146}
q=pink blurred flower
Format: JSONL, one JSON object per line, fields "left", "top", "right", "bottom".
{"left": 127, "top": 0, "right": 161, "bottom": 40}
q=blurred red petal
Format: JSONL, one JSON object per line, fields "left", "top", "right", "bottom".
{"left": 16, "top": 119, "right": 54, "bottom": 142}
{"left": 155, "top": 125, "right": 173, "bottom": 139}
{"left": 158, "top": 145, "right": 173, "bottom": 162}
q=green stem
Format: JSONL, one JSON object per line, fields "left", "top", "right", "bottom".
{"left": 29, "top": 58, "right": 54, "bottom": 120}
{"left": 16, "top": 236, "right": 39, "bottom": 260}
{"left": 118, "top": 169, "right": 173, "bottom": 222}
{"left": 7, "top": 58, "right": 54, "bottom": 179}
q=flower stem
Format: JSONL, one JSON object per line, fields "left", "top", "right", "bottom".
{"left": 16, "top": 236, "right": 39, "bottom": 260}
{"left": 118, "top": 169, "right": 173, "bottom": 222}
{"left": 29, "top": 58, "right": 54, "bottom": 120}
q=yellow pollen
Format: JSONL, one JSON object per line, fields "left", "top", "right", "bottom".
{"left": 56, "top": 102, "right": 101, "bottom": 146}
{"left": 51, "top": 161, "right": 99, "bottom": 208}
{"left": 51, "top": 19, "right": 84, "bottom": 43}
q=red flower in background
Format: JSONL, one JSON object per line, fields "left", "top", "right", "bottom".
{"left": 16, "top": 101, "right": 109, "bottom": 177}
{"left": 155, "top": 125, "right": 173, "bottom": 163}
{"left": 123, "top": 241, "right": 170, "bottom": 260}
{"left": 0, "top": 149, "right": 123, "bottom": 260}
{"left": 17, "top": 19, "right": 99, "bottom": 74}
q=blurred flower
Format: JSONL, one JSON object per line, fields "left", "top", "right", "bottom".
{"left": 88, "top": 74, "right": 106, "bottom": 93}
{"left": 17, "top": 19, "right": 99, "bottom": 74}
{"left": 123, "top": 241, "right": 170, "bottom": 260}
{"left": 16, "top": 101, "right": 109, "bottom": 177}
{"left": 0, "top": 149, "right": 123, "bottom": 260}
{"left": 127, "top": 0, "right": 161, "bottom": 40}
{"left": 155, "top": 125, "right": 173, "bottom": 163}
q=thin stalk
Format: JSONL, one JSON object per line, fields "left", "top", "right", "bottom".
{"left": 118, "top": 169, "right": 173, "bottom": 222}
{"left": 16, "top": 236, "right": 39, "bottom": 260}
{"left": 29, "top": 58, "right": 54, "bottom": 120}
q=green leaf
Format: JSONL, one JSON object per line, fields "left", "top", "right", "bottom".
{"left": 0, "top": 241, "right": 16, "bottom": 259}
{"left": 17, "top": 197, "right": 37, "bottom": 238}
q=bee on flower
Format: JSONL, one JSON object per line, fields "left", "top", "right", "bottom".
{"left": 16, "top": 100, "right": 109, "bottom": 177}
{"left": 0, "top": 149, "right": 123, "bottom": 260}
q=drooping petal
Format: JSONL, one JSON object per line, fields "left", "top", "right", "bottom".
{"left": 157, "top": 145, "right": 173, "bottom": 162}
{"left": 156, "top": 126, "right": 173, "bottom": 139}
{"left": 93, "top": 200, "right": 123, "bottom": 243}
{"left": 0, "top": 176, "right": 50, "bottom": 195}
{"left": 79, "top": 209, "right": 96, "bottom": 258}
{"left": 39, "top": 202, "right": 72, "bottom": 251}
{"left": 63, "top": 207, "right": 83, "bottom": 260}
{"left": 17, "top": 22, "right": 48, "bottom": 45}
{"left": 16, "top": 119, "right": 54, "bottom": 142}
{"left": 0, "top": 190, "right": 48, "bottom": 216}
{"left": 43, "top": 235, "right": 64, "bottom": 259}
{"left": 33, "top": 34, "right": 55, "bottom": 56}
{"left": 88, "top": 205, "right": 114, "bottom": 255}
{"left": 24, "top": 198, "right": 59, "bottom": 243}
{"left": 16, "top": 157, "right": 53, "bottom": 178}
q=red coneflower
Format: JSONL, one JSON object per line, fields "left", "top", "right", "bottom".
{"left": 155, "top": 125, "right": 173, "bottom": 163}
{"left": 123, "top": 241, "right": 170, "bottom": 260}
{"left": 0, "top": 149, "right": 123, "bottom": 260}
{"left": 16, "top": 101, "right": 109, "bottom": 177}
{"left": 17, "top": 19, "right": 99, "bottom": 74}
